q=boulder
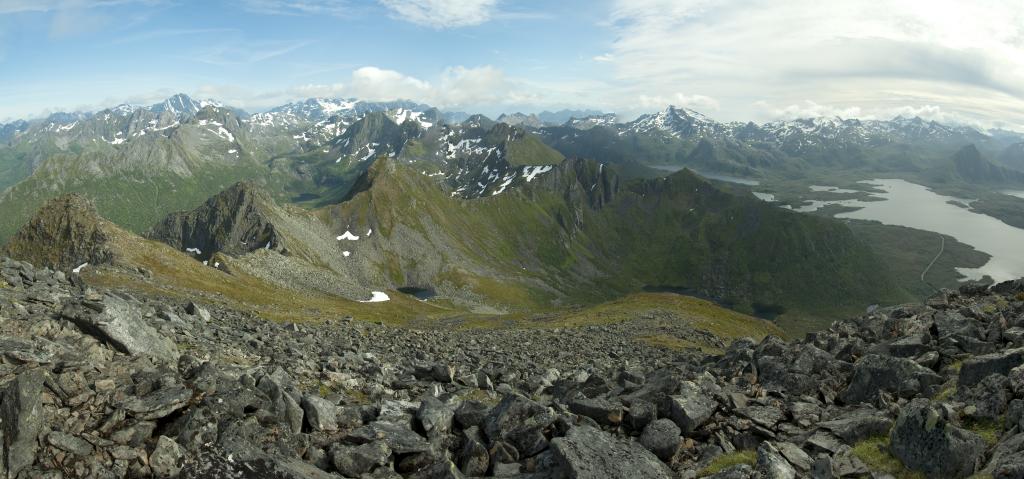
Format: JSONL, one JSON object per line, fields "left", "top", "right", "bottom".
{"left": 1, "top": 369, "right": 45, "bottom": 479}
{"left": 120, "top": 384, "right": 192, "bottom": 420}
{"left": 484, "top": 394, "right": 557, "bottom": 457}
{"left": 62, "top": 294, "right": 179, "bottom": 363}
{"left": 569, "top": 397, "right": 624, "bottom": 426}
{"left": 417, "top": 397, "right": 455, "bottom": 437}
{"left": 331, "top": 441, "right": 391, "bottom": 477}
{"left": 889, "top": 398, "right": 987, "bottom": 478}
{"left": 640, "top": 418, "right": 681, "bottom": 461}
{"left": 840, "top": 354, "right": 942, "bottom": 403}
{"left": 349, "top": 421, "right": 431, "bottom": 454}
{"left": 550, "top": 425, "right": 671, "bottom": 479}
{"left": 960, "top": 348, "right": 1024, "bottom": 389}
{"left": 756, "top": 442, "right": 796, "bottom": 479}
{"left": 300, "top": 395, "right": 338, "bottom": 432}
{"left": 150, "top": 436, "right": 185, "bottom": 478}
{"left": 669, "top": 381, "right": 717, "bottom": 434}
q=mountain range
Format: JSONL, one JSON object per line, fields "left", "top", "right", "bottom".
{"left": 2, "top": 93, "right": 1022, "bottom": 330}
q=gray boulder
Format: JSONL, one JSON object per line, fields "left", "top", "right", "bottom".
{"left": 756, "top": 442, "right": 796, "bottom": 479}
{"left": 669, "top": 381, "right": 717, "bottom": 434}
{"left": 840, "top": 354, "right": 942, "bottom": 403}
{"left": 960, "top": 348, "right": 1024, "bottom": 389}
{"left": 349, "top": 421, "right": 431, "bottom": 454}
{"left": 150, "top": 436, "right": 185, "bottom": 478}
{"left": 889, "top": 398, "right": 987, "bottom": 478}
{"left": 569, "top": 397, "right": 624, "bottom": 426}
{"left": 550, "top": 425, "right": 671, "bottom": 479}
{"left": 484, "top": 394, "right": 557, "bottom": 457}
{"left": 640, "top": 418, "right": 681, "bottom": 461}
{"left": 301, "top": 395, "right": 338, "bottom": 432}
{"left": 62, "top": 294, "right": 179, "bottom": 363}
{"left": 1, "top": 370, "right": 45, "bottom": 479}
{"left": 331, "top": 441, "right": 391, "bottom": 477}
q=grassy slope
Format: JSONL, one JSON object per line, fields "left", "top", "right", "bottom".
{"left": 318, "top": 159, "right": 908, "bottom": 331}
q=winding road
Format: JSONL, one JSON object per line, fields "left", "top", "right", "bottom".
{"left": 921, "top": 234, "right": 945, "bottom": 284}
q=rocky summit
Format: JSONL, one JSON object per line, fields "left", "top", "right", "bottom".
{"left": 0, "top": 254, "right": 1023, "bottom": 478}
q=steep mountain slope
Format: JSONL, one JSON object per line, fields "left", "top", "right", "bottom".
{"left": 152, "top": 156, "right": 908, "bottom": 322}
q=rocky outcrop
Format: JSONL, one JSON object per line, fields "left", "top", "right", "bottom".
{"left": 147, "top": 181, "right": 285, "bottom": 261}
{"left": 3, "top": 194, "right": 115, "bottom": 271}
{"left": 1, "top": 255, "right": 1024, "bottom": 478}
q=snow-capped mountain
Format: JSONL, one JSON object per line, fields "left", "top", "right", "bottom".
{"left": 625, "top": 106, "right": 727, "bottom": 138}
{"left": 149, "top": 93, "right": 222, "bottom": 118}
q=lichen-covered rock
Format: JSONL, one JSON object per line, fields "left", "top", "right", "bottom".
{"left": 889, "top": 398, "right": 987, "bottom": 479}
{"left": 551, "top": 426, "right": 671, "bottom": 479}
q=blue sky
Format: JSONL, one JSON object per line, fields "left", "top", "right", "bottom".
{"left": 2, "top": 0, "right": 1023, "bottom": 130}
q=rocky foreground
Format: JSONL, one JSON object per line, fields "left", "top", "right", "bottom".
{"left": 2, "top": 257, "right": 1024, "bottom": 478}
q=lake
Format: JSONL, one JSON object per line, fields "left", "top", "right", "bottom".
{"left": 828, "top": 179, "right": 1024, "bottom": 283}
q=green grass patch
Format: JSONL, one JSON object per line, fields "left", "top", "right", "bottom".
{"left": 963, "top": 418, "right": 1002, "bottom": 446}
{"left": 850, "top": 436, "right": 924, "bottom": 479}
{"left": 697, "top": 450, "right": 756, "bottom": 477}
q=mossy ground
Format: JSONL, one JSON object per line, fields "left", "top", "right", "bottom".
{"left": 850, "top": 436, "right": 925, "bottom": 479}
{"left": 697, "top": 450, "right": 756, "bottom": 477}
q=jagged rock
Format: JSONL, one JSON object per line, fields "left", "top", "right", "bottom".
{"left": 417, "top": 397, "right": 455, "bottom": 437}
{"left": 121, "top": 383, "right": 192, "bottom": 420}
{"left": 550, "top": 425, "right": 671, "bottom": 479}
{"left": 817, "top": 408, "right": 893, "bottom": 444}
{"left": 775, "top": 442, "right": 811, "bottom": 473}
{"left": 959, "top": 348, "right": 1024, "bottom": 388}
{"left": 840, "top": 354, "right": 942, "bottom": 403}
{"left": 47, "top": 430, "right": 94, "bottom": 456}
{"left": 736, "top": 404, "right": 785, "bottom": 429}
{"left": 301, "top": 395, "right": 338, "bottom": 431}
{"left": 625, "top": 399, "right": 657, "bottom": 432}
{"left": 349, "top": 421, "right": 431, "bottom": 454}
{"left": 959, "top": 373, "right": 1011, "bottom": 420}
{"left": 889, "top": 398, "right": 987, "bottom": 478}
{"left": 640, "top": 418, "right": 681, "bottom": 461}
{"left": 1, "top": 369, "right": 45, "bottom": 478}
{"left": 62, "top": 294, "right": 180, "bottom": 363}
{"left": 484, "top": 394, "right": 557, "bottom": 457}
{"left": 331, "top": 441, "right": 391, "bottom": 477}
{"left": 407, "top": 459, "right": 464, "bottom": 479}
{"left": 457, "top": 427, "right": 489, "bottom": 476}
{"left": 569, "top": 397, "right": 624, "bottom": 426}
{"left": 150, "top": 436, "right": 185, "bottom": 478}
{"left": 185, "top": 301, "right": 211, "bottom": 322}
{"left": 669, "top": 381, "right": 717, "bottom": 434}
{"left": 756, "top": 442, "right": 796, "bottom": 479}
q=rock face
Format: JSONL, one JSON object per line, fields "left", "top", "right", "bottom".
{"left": 889, "top": 398, "right": 987, "bottom": 478}
{"left": 147, "top": 181, "right": 285, "bottom": 261}
{"left": 1, "top": 256, "right": 1024, "bottom": 478}
{"left": 3, "top": 194, "right": 115, "bottom": 271}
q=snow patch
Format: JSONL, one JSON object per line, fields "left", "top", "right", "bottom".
{"left": 72, "top": 263, "right": 88, "bottom": 274}
{"left": 342, "top": 251, "right": 351, "bottom": 257}
{"left": 359, "top": 291, "right": 390, "bottom": 303}
{"left": 185, "top": 247, "right": 202, "bottom": 255}
{"left": 336, "top": 231, "right": 360, "bottom": 241}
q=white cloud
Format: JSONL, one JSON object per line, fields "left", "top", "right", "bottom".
{"left": 378, "top": 0, "right": 498, "bottom": 28}
{"left": 592, "top": 53, "right": 614, "bottom": 62}
{"left": 605, "top": 0, "right": 1024, "bottom": 128}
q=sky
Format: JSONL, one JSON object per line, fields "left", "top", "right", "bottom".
{"left": 0, "top": 0, "right": 1023, "bottom": 130}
